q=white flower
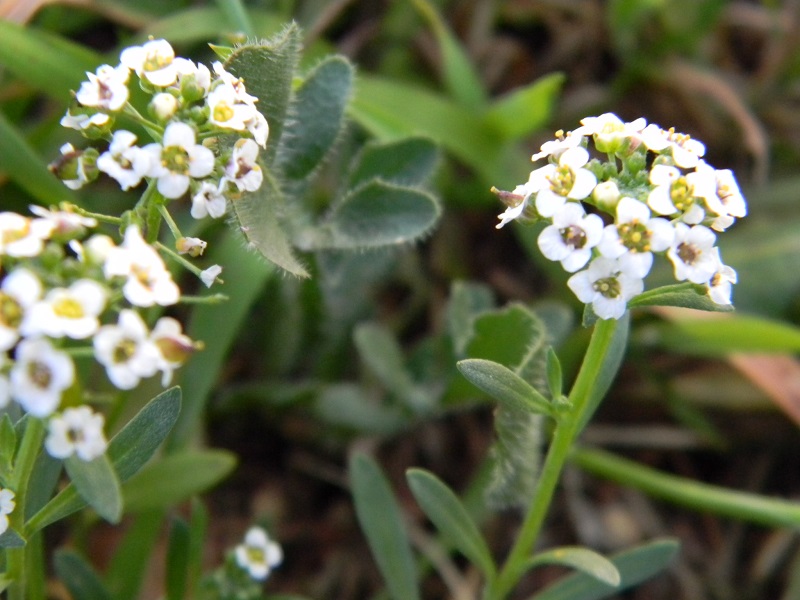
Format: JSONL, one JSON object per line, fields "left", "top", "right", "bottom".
{"left": 191, "top": 181, "right": 227, "bottom": 219}
{"left": 567, "top": 255, "right": 645, "bottom": 320}
{"left": 707, "top": 248, "right": 737, "bottom": 305}
{"left": 0, "top": 488, "right": 15, "bottom": 536}
{"left": 150, "top": 317, "right": 197, "bottom": 385}
{"left": 235, "top": 527, "right": 283, "bottom": 581}
{"left": 532, "top": 146, "right": 597, "bottom": 217}
{"left": 10, "top": 338, "right": 75, "bottom": 417}
{"left": 176, "top": 236, "right": 206, "bottom": 257}
{"left": 120, "top": 39, "right": 178, "bottom": 87}
{"left": 495, "top": 184, "right": 534, "bottom": 229}
{"left": 537, "top": 203, "right": 604, "bottom": 272}
{"left": 223, "top": 138, "right": 263, "bottom": 192}
{"left": 647, "top": 165, "right": 716, "bottom": 225}
{"left": 212, "top": 62, "right": 258, "bottom": 104}
{"left": 0, "top": 212, "right": 54, "bottom": 257}
{"left": 710, "top": 168, "right": 747, "bottom": 231}
{"left": 53, "top": 144, "right": 94, "bottom": 190}
{"left": 144, "top": 122, "right": 215, "bottom": 199}
{"left": 21, "top": 279, "right": 107, "bottom": 340}
{"left": 598, "top": 197, "right": 674, "bottom": 278}
{"left": 207, "top": 83, "right": 258, "bottom": 131}
{"left": 638, "top": 124, "right": 706, "bottom": 169}
{"left": 531, "top": 129, "right": 585, "bottom": 162}
{"left": 80, "top": 234, "right": 116, "bottom": 265}
{"left": 173, "top": 58, "right": 211, "bottom": 97}
{"left": 93, "top": 309, "right": 160, "bottom": 390}
{"left": 200, "top": 265, "right": 222, "bottom": 288}
{"left": 97, "top": 130, "right": 152, "bottom": 191}
{"left": 60, "top": 110, "right": 110, "bottom": 131}
{"left": 45, "top": 406, "right": 108, "bottom": 462}
{"left": 246, "top": 111, "right": 269, "bottom": 148}
{"left": 104, "top": 225, "right": 180, "bottom": 307}
{"left": 29, "top": 205, "right": 96, "bottom": 237}
{"left": 575, "top": 113, "right": 646, "bottom": 153}
{"left": 75, "top": 64, "right": 130, "bottom": 111}
{"left": 0, "top": 268, "right": 43, "bottom": 352}
{"left": 667, "top": 223, "right": 718, "bottom": 284}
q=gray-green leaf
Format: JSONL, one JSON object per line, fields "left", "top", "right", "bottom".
{"left": 350, "top": 453, "right": 420, "bottom": 600}
{"left": 457, "top": 359, "right": 554, "bottom": 417}
{"left": 64, "top": 454, "right": 123, "bottom": 524}
{"left": 406, "top": 468, "right": 496, "bottom": 578}
{"left": 348, "top": 137, "right": 439, "bottom": 189}
{"left": 628, "top": 282, "right": 733, "bottom": 312}
{"left": 54, "top": 549, "right": 112, "bottom": 600}
{"left": 528, "top": 546, "right": 620, "bottom": 587}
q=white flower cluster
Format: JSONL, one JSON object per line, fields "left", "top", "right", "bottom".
{"left": 495, "top": 113, "right": 745, "bottom": 320}
{"left": 54, "top": 38, "right": 267, "bottom": 219}
{"left": 234, "top": 526, "right": 283, "bottom": 581}
{"left": 0, "top": 205, "right": 200, "bottom": 461}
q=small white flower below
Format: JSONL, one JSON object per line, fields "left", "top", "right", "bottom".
{"left": 10, "top": 338, "right": 75, "bottom": 417}
{"left": 235, "top": 526, "right": 283, "bottom": 581}
{"left": 93, "top": 309, "right": 161, "bottom": 390}
{"left": 0, "top": 488, "right": 15, "bottom": 536}
{"left": 567, "top": 256, "right": 645, "bottom": 320}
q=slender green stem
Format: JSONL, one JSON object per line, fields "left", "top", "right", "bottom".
{"left": 155, "top": 241, "right": 202, "bottom": 277}
{"left": 68, "top": 205, "right": 122, "bottom": 226}
{"left": 6, "top": 418, "right": 45, "bottom": 600}
{"left": 122, "top": 104, "right": 163, "bottom": 136}
{"left": 486, "top": 318, "right": 622, "bottom": 600}
{"left": 157, "top": 204, "right": 183, "bottom": 241}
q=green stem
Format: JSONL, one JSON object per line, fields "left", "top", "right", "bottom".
{"left": 68, "top": 205, "right": 123, "bottom": 226}
{"left": 122, "top": 104, "right": 163, "bottom": 137}
{"left": 157, "top": 204, "right": 183, "bottom": 241}
{"left": 6, "top": 418, "right": 45, "bottom": 600}
{"left": 486, "top": 318, "right": 623, "bottom": 600}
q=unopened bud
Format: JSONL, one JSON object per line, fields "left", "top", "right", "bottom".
{"left": 150, "top": 92, "right": 178, "bottom": 121}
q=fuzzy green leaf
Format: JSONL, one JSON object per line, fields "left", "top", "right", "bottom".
{"left": 531, "top": 539, "right": 679, "bottom": 600}
{"left": 224, "top": 24, "right": 300, "bottom": 166}
{"left": 303, "top": 180, "right": 440, "bottom": 250}
{"left": 27, "top": 388, "right": 181, "bottom": 532}
{"left": 64, "top": 454, "right": 123, "bottom": 524}
{"left": 484, "top": 73, "right": 565, "bottom": 141}
{"left": 228, "top": 167, "right": 309, "bottom": 277}
{"left": 54, "top": 550, "right": 112, "bottom": 600}
{"left": 348, "top": 137, "right": 439, "bottom": 189}
{"left": 122, "top": 450, "right": 236, "bottom": 512}
{"left": 314, "top": 384, "right": 407, "bottom": 435}
{"left": 406, "top": 468, "right": 496, "bottom": 578}
{"left": 350, "top": 454, "right": 420, "bottom": 600}
{"left": 446, "top": 280, "right": 495, "bottom": 358}
{"left": 628, "top": 282, "right": 734, "bottom": 312}
{"left": 278, "top": 56, "right": 354, "bottom": 180}
{"left": 529, "top": 547, "right": 620, "bottom": 587}
{"left": 457, "top": 359, "right": 554, "bottom": 417}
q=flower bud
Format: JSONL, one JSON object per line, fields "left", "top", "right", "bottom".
{"left": 149, "top": 92, "right": 178, "bottom": 121}
{"left": 83, "top": 234, "right": 116, "bottom": 264}
{"left": 592, "top": 180, "right": 621, "bottom": 213}
{"left": 49, "top": 144, "right": 99, "bottom": 190}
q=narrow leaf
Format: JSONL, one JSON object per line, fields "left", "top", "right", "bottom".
{"left": 574, "top": 447, "right": 800, "bottom": 528}
{"left": 0, "top": 20, "right": 100, "bottom": 100}
{"left": 628, "top": 282, "right": 733, "bottom": 312}
{"left": 145, "top": 8, "right": 284, "bottom": 45}
{"left": 531, "top": 539, "right": 678, "bottom": 600}
{"left": 529, "top": 547, "right": 620, "bottom": 587}
{"left": 105, "top": 511, "right": 165, "bottom": 600}
{"left": 54, "top": 549, "right": 112, "bottom": 600}
{"left": 166, "top": 517, "right": 191, "bottom": 600}
{"left": 457, "top": 359, "right": 554, "bottom": 417}
{"left": 27, "top": 387, "right": 181, "bottom": 532}
{"left": 122, "top": 450, "right": 236, "bottom": 512}
{"left": 348, "top": 137, "right": 439, "bottom": 189}
{"left": 0, "top": 112, "right": 77, "bottom": 206}
{"left": 354, "top": 322, "right": 432, "bottom": 414}
{"left": 64, "top": 454, "right": 123, "bottom": 524}
{"left": 484, "top": 73, "right": 565, "bottom": 141}
{"left": 445, "top": 280, "right": 495, "bottom": 358}
{"left": 406, "top": 468, "right": 495, "bottom": 578}
{"left": 350, "top": 453, "right": 420, "bottom": 600}
{"left": 278, "top": 56, "right": 354, "bottom": 180}
{"left": 304, "top": 180, "right": 440, "bottom": 250}
{"left": 410, "top": 0, "right": 486, "bottom": 110}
